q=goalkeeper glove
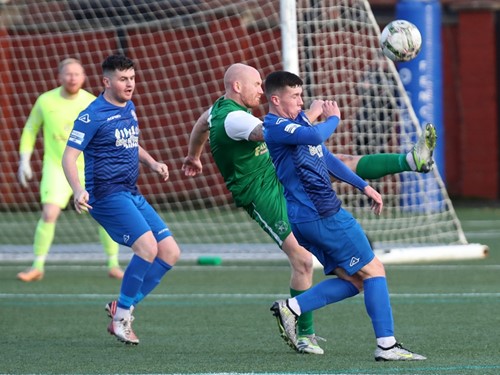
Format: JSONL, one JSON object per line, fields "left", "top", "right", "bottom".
{"left": 18, "top": 152, "right": 33, "bottom": 188}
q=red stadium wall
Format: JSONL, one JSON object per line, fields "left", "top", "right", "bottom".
{"left": 0, "top": 16, "right": 281, "bottom": 205}
{"left": 1, "top": 3, "right": 499, "bottom": 203}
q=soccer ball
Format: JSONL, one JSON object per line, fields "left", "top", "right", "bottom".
{"left": 380, "top": 20, "right": 422, "bottom": 62}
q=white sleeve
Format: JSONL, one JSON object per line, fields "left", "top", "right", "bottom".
{"left": 224, "top": 110, "right": 262, "bottom": 141}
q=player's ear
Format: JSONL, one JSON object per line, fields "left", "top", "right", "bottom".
{"left": 270, "top": 94, "right": 280, "bottom": 106}
{"left": 102, "top": 76, "right": 110, "bottom": 89}
{"left": 233, "top": 81, "right": 241, "bottom": 93}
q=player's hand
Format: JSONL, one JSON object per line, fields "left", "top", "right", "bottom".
{"left": 153, "top": 162, "right": 170, "bottom": 181}
{"left": 17, "top": 156, "right": 33, "bottom": 188}
{"left": 73, "top": 189, "right": 92, "bottom": 214}
{"left": 363, "top": 185, "right": 383, "bottom": 215}
{"left": 322, "top": 100, "right": 341, "bottom": 121}
{"left": 182, "top": 156, "right": 203, "bottom": 177}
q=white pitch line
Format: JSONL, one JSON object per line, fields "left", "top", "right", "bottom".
{"left": 0, "top": 292, "right": 499, "bottom": 299}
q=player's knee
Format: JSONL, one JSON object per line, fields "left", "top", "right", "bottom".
{"left": 358, "top": 256, "right": 386, "bottom": 279}
{"left": 157, "top": 236, "right": 181, "bottom": 265}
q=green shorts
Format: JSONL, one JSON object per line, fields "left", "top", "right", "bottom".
{"left": 40, "top": 160, "right": 84, "bottom": 208}
{"left": 241, "top": 174, "right": 291, "bottom": 248}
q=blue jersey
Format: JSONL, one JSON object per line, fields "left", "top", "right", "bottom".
{"left": 67, "top": 94, "right": 140, "bottom": 204}
{"left": 263, "top": 111, "right": 368, "bottom": 223}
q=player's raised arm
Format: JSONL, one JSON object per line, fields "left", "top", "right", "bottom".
{"left": 182, "top": 109, "right": 210, "bottom": 176}
{"left": 304, "top": 99, "right": 324, "bottom": 123}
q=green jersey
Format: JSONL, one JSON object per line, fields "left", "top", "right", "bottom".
{"left": 208, "top": 96, "right": 275, "bottom": 206}
{"left": 19, "top": 86, "right": 95, "bottom": 170}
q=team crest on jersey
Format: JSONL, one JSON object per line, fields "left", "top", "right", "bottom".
{"left": 274, "top": 220, "right": 289, "bottom": 235}
{"left": 131, "top": 110, "right": 137, "bottom": 122}
{"left": 78, "top": 113, "right": 90, "bottom": 123}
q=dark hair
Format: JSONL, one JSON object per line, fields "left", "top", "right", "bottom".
{"left": 102, "top": 54, "right": 134, "bottom": 75}
{"left": 264, "top": 71, "right": 303, "bottom": 97}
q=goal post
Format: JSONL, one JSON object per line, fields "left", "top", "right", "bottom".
{"left": 0, "top": 0, "right": 487, "bottom": 263}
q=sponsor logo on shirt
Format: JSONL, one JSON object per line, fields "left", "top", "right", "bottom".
{"left": 284, "top": 123, "right": 300, "bottom": 134}
{"left": 349, "top": 257, "right": 360, "bottom": 267}
{"left": 308, "top": 145, "right": 323, "bottom": 157}
{"left": 254, "top": 143, "right": 268, "bottom": 156}
{"left": 107, "top": 114, "right": 122, "bottom": 121}
{"left": 115, "top": 126, "right": 139, "bottom": 149}
{"left": 68, "top": 130, "right": 85, "bottom": 145}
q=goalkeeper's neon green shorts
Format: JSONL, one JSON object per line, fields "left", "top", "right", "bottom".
{"left": 40, "top": 160, "right": 85, "bottom": 208}
{"left": 241, "top": 175, "right": 291, "bottom": 249}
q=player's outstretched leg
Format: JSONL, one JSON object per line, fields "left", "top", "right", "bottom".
{"left": 374, "top": 342, "right": 427, "bottom": 361}
{"left": 406, "top": 123, "right": 437, "bottom": 173}
{"left": 270, "top": 300, "right": 298, "bottom": 350}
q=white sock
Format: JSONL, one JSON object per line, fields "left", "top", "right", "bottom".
{"left": 377, "top": 336, "right": 397, "bottom": 349}
{"left": 406, "top": 151, "right": 417, "bottom": 171}
{"left": 114, "top": 306, "right": 131, "bottom": 321}
{"left": 287, "top": 297, "right": 302, "bottom": 316}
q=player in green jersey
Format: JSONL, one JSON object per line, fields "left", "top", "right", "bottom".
{"left": 17, "top": 58, "right": 123, "bottom": 282}
{"left": 182, "top": 63, "right": 436, "bottom": 354}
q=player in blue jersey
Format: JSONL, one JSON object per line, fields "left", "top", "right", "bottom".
{"left": 263, "top": 70, "right": 426, "bottom": 361}
{"left": 62, "top": 55, "right": 181, "bottom": 345}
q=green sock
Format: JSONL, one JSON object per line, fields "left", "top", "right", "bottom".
{"left": 32, "top": 219, "right": 55, "bottom": 271}
{"left": 98, "top": 226, "right": 120, "bottom": 269}
{"left": 355, "top": 154, "right": 411, "bottom": 179}
{"left": 291, "top": 288, "right": 314, "bottom": 336}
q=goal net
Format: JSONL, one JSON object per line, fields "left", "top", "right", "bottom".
{"left": 0, "top": 0, "right": 487, "bottom": 263}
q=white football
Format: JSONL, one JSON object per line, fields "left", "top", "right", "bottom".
{"left": 380, "top": 20, "right": 422, "bottom": 62}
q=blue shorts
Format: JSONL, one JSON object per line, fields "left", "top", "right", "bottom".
{"left": 291, "top": 208, "right": 374, "bottom": 276}
{"left": 89, "top": 191, "right": 172, "bottom": 247}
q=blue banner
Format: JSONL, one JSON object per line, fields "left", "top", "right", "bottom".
{"left": 397, "top": 0, "right": 444, "bottom": 179}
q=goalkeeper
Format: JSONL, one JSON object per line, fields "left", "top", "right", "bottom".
{"left": 16, "top": 58, "right": 123, "bottom": 282}
{"left": 182, "top": 63, "right": 436, "bottom": 355}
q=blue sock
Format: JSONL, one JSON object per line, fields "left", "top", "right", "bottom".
{"left": 133, "top": 257, "right": 172, "bottom": 305}
{"left": 296, "top": 278, "right": 359, "bottom": 314}
{"left": 117, "top": 255, "right": 152, "bottom": 309}
{"left": 363, "top": 276, "right": 394, "bottom": 338}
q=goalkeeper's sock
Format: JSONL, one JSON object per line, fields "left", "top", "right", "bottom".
{"left": 32, "top": 219, "right": 56, "bottom": 271}
{"left": 356, "top": 154, "right": 411, "bottom": 179}
{"left": 291, "top": 288, "right": 314, "bottom": 336}
{"left": 133, "top": 257, "right": 172, "bottom": 305}
{"left": 363, "top": 277, "right": 395, "bottom": 339}
{"left": 117, "top": 255, "right": 152, "bottom": 310}
{"left": 97, "top": 225, "right": 120, "bottom": 269}
{"left": 296, "top": 278, "right": 359, "bottom": 314}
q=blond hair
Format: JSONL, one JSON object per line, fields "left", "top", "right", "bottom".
{"left": 58, "top": 58, "right": 84, "bottom": 74}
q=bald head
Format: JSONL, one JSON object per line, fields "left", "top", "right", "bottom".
{"left": 223, "top": 63, "right": 263, "bottom": 109}
{"left": 224, "top": 63, "right": 257, "bottom": 90}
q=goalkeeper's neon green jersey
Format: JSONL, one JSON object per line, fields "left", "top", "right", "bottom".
{"left": 19, "top": 86, "right": 95, "bottom": 169}
{"left": 208, "top": 96, "right": 276, "bottom": 207}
